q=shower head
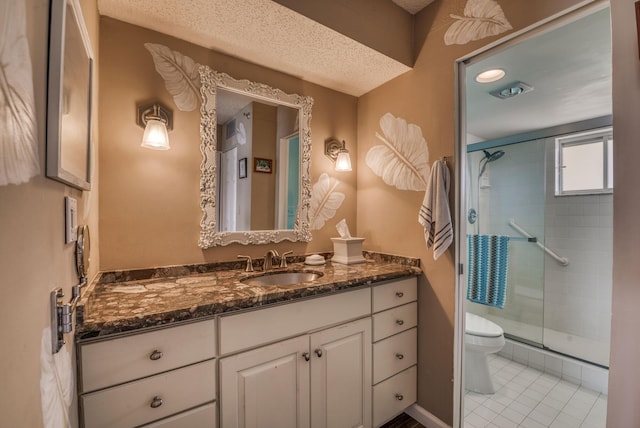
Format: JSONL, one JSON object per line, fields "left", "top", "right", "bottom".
{"left": 479, "top": 149, "right": 505, "bottom": 177}
{"left": 483, "top": 149, "right": 505, "bottom": 162}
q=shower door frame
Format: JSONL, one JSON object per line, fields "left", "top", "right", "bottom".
{"left": 452, "top": 1, "right": 608, "bottom": 426}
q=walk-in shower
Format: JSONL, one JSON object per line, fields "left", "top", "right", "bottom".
{"left": 466, "top": 130, "right": 613, "bottom": 367}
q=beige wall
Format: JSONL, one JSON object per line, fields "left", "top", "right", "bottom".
{"left": 0, "top": 0, "right": 100, "bottom": 426}
{"left": 608, "top": 0, "right": 640, "bottom": 426}
{"left": 356, "top": 0, "right": 591, "bottom": 423}
{"left": 99, "top": 18, "right": 358, "bottom": 271}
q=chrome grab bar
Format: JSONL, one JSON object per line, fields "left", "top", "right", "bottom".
{"left": 508, "top": 219, "right": 569, "bottom": 266}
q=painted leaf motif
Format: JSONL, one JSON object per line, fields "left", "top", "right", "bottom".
{"left": 444, "top": 0, "right": 512, "bottom": 46}
{"left": 0, "top": 0, "right": 40, "bottom": 186}
{"left": 309, "top": 173, "right": 345, "bottom": 230}
{"left": 365, "top": 113, "right": 430, "bottom": 191}
{"left": 144, "top": 43, "right": 201, "bottom": 111}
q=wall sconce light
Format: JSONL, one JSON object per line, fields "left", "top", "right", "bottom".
{"left": 325, "top": 138, "right": 352, "bottom": 172}
{"left": 136, "top": 102, "right": 173, "bottom": 150}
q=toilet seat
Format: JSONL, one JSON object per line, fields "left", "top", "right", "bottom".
{"left": 465, "top": 312, "right": 503, "bottom": 337}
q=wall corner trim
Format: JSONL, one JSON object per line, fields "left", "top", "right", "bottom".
{"left": 405, "top": 403, "right": 452, "bottom": 428}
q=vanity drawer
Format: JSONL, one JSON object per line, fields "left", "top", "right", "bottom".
{"left": 373, "top": 328, "right": 417, "bottom": 384}
{"left": 372, "top": 277, "right": 417, "bottom": 313}
{"left": 373, "top": 366, "right": 417, "bottom": 427}
{"left": 81, "top": 359, "right": 216, "bottom": 428}
{"left": 80, "top": 319, "right": 216, "bottom": 393}
{"left": 373, "top": 302, "right": 417, "bottom": 342}
{"left": 139, "top": 402, "right": 216, "bottom": 428}
{"left": 219, "top": 287, "right": 370, "bottom": 355}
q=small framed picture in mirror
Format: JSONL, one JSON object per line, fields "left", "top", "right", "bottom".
{"left": 239, "top": 157, "right": 247, "bottom": 179}
{"left": 254, "top": 157, "right": 273, "bottom": 173}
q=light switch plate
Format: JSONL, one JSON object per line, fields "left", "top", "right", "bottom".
{"left": 65, "top": 196, "right": 77, "bottom": 244}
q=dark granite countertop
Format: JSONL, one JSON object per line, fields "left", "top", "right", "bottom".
{"left": 75, "top": 252, "right": 421, "bottom": 340}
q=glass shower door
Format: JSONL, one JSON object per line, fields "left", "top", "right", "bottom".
{"left": 466, "top": 139, "right": 546, "bottom": 346}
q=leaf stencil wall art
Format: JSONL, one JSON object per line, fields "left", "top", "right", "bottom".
{"left": 0, "top": 0, "right": 40, "bottom": 186}
{"left": 145, "top": 43, "right": 202, "bottom": 111}
{"left": 366, "top": 113, "right": 430, "bottom": 192}
{"left": 444, "top": 0, "right": 512, "bottom": 46}
{"left": 309, "top": 173, "right": 345, "bottom": 230}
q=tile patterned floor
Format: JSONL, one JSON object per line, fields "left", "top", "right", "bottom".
{"left": 464, "top": 354, "right": 607, "bottom": 428}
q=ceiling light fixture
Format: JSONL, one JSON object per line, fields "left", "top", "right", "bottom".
{"left": 475, "top": 68, "right": 506, "bottom": 83}
{"left": 490, "top": 81, "right": 534, "bottom": 100}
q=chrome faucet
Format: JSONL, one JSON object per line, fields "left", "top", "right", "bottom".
{"left": 263, "top": 249, "right": 280, "bottom": 271}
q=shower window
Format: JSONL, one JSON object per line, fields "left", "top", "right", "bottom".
{"left": 555, "top": 127, "right": 613, "bottom": 196}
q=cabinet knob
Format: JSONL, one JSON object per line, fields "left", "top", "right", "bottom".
{"left": 396, "top": 319, "right": 404, "bottom": 326}
{"left": 149, "top": 350, "right": 163, "bottom": 361}
{"left": 302, "top": 352, "right": 311, "bottom": 361}
{"left": 395, "top": 393, "right": 404, "bottom": 401}
{"left": 395, "top": 353, "right": 404, "bottom": 360}
{"left": 315, "top": 349, "right": 323, "bottom": 358}
{"left": 395, "top": 291, "right": 404, "bottom": 298}
{"left": 150, "top": 396, "right": 163, "bottom": 408}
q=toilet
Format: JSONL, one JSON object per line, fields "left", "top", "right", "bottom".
{"left": 465, "top": 312, "right": 505, "bottom": 394}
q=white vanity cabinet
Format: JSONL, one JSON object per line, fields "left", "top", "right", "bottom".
{"left": 219, "top": 289, "right": 372, "bottom": 428}
{"left": 78, "top": 319, "right": 217, "bottom": 428}
{"left": 371, "top": 277, "right": 418, "bottom": 427}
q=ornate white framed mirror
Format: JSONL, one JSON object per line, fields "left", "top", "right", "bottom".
{"left": 198, "top": 65, "right": 313, "bottom": 247}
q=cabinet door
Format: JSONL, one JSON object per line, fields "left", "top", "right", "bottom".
{"left": 310, "top": 317, "right": 372, "bottom": 428}
{"left": 220, "top": 335, "right": 310, "bottom": 428}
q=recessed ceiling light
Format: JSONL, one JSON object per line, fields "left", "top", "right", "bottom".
{"left": 475, "top": 69, "right": 506, "bottom": 83}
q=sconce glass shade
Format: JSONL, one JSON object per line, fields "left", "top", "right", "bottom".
{"left": 141, "top": 118, "right": 170, "bottom": 150}
{"left": 335, "top": 149, "right": 352, "bottom": 172}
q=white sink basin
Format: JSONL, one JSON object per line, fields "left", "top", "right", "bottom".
{"left": 241, "top": 271, "right": 322, "bottom": 287}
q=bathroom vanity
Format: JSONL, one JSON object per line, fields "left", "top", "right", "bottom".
{"left": 75, "top": 253, "right": 420, "bottom": 428}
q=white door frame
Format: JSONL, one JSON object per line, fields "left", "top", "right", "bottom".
{"left": 452, "top": 1, "right": 607, "bottom": 426}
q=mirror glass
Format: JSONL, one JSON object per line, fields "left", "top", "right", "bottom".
{"left": 199, "top": 66, "right": 313, "bottom": 247}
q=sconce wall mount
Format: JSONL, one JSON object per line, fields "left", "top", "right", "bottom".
{"left": 136, "top": 102, "right": 173, "bottom": 130}
{"left": 325, "top": 138, "right": 352, "bottom": 172}
{"left": 136, "top": 102, "right": 173, "bottom": 150}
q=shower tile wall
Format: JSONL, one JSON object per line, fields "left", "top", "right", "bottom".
{"left": 543, "top": 137, "right": 612, "bottom": 367}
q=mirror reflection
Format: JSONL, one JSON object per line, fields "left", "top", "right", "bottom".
{"left": 217, "top": 90, "right": 300, "bottom": 232}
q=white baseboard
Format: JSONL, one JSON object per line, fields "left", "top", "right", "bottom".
{"left": 405, "top": 404, "right": 451, "bottom": 428}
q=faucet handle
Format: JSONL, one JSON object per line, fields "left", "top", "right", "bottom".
{"left": 237, "top": 255, "right": 254, "bottom": 272}
{"left": 280, "top": 251, "right": 293, "bottom": 268}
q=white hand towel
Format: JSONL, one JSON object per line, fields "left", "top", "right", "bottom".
{"left": 419, "top": 159, "right": 453, "bottom": 260}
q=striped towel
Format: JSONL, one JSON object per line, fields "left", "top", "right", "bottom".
{"left": 419, "top": 159, "right": 453, "bottom": 260}
{"left": 467, "top": 234, "right": 509, "bottom": 308}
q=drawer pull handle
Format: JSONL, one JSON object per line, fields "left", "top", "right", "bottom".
{"left": 395, "top": 393, "right": 404, "bottom": 401}
{"left": 396, "top": 291, "right": 404, "bottom": 298}
{"left": 395, "top": 353, "right": 404, "bottom": 360}
{"left": 302, "top": 352, "right": 311, "bottom": 361}
{"left": 149, "top": 350, "right": 163, "bottom": 361}
{"left": 150, "top": 396, "right": 163, "bottom": 408}
{"left": 396, "top": 319, "right": 404, "bottom": 326}
{"left": 315, "top": 349, "right": 323, "bottom": 358}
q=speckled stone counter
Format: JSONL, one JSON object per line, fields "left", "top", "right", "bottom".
{"left": 76, "top": 252, "right": 421, "bottom": 340}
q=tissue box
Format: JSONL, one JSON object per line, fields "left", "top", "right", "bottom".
{"left": 331, "top": 238, "right": 366, "bottom": 265}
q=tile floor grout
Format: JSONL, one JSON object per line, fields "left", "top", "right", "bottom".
{"left": 464, "top": 354, "right": 607, "bottom": 428}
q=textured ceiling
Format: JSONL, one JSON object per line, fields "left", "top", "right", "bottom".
{"left": 97, "top": 0, "right": 418, "bottom": 97}
{"left": 466, "top": 8, "right": 612, "bottom": 141}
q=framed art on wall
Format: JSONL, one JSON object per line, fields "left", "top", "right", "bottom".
{"left": 239, "top": 157, "right": 247, "bottom": 179}
{"left": 254, "top": 157, "right": 273, "bottom": 173}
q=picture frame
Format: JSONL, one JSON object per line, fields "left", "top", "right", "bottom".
{"left": 46, "top": 0, "right": 94, "bottom": 191}
{"left": 254, "top": 157, "right": 273, "bottom": 173}
{"left": 239, "top": 157, "right": 247, "bottom": 179}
